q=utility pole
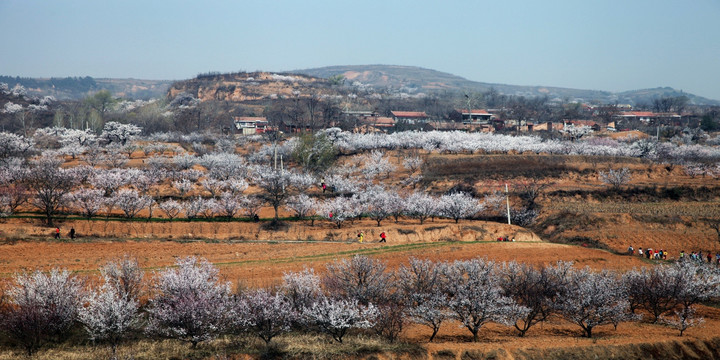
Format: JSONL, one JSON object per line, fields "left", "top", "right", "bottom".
{"left": 465, "top": 94, "right": 472, "bottom": 123}
{"left": 505, "top": 183, "right": 511, "bottom": 225}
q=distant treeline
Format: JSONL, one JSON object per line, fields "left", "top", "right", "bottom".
{"left": 0, "top": 75, "right": 98, "bottom": 93}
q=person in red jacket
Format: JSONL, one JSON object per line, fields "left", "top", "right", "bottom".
{"left": 379, "top": 232, "right": 386, "bottom": 243}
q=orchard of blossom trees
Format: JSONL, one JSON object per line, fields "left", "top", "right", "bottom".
{"left": 0, "top": 255, "right": 717, "bottom": 355}
{"left": 0, "top": 125, "right": 719, "bottom": 227}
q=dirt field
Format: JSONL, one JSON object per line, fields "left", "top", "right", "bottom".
{"left": 2, "top": 146, "right": 720, "bottom": 358}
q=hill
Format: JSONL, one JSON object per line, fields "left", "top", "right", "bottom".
{"left": 295, "top": 65, "right": 720, "bottom": 106}
{"left": 0, "top": 75, "right": 172, "bottom": 100}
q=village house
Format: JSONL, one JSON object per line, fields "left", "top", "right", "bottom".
{"left": 233, "top": 117, "right": 271, "bottom": 135}
{"left": 616, "top": 111, "right": 681, "bottom": 124}
{"left": 391, "top": 111, "right": 429, "bottom": 124}
{"left": 567, "top": 120, "right": 602, "bottom": 132}
{"left": 457, "top": 109, "right": 493, "bottom": 123}
{"left": 423, "top": 121, "right": 468, "bottom": 132}
{"left": 360, "top": 116, "right": 395, "bottom": 132}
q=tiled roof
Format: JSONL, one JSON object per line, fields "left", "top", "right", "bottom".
{"left": 234, "top": 116, "right": 267, "bottom": 122}
{"left": 391, "top": 111, "right": 428, "bottom": 118}
{"left": 456, "top": 109, "right": 490, "bottom": 115}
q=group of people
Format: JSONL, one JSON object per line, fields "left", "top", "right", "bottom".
{"left": 680, "top": 250, "right": 720, "bottom": 265}
{"left": 496, "top": 236, "right": 515, "bottom": 242}
{"left": 357, "top": 231, "right": 386, "bottom": 243}
{"left": 52, "top": 227, "right": 75, "bottom": 239}
{"left": 628, "top": 245, "right": 720, "bottom": 264}
{"left": 629, "top": 246, "right": 669, "bottom": 260}
{"left": 320, "top": 180, "right": 336, "bottom": 194}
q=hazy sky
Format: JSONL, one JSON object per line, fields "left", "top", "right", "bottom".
{"left": 1, "top": 0, "right": 719, "bottom": 100}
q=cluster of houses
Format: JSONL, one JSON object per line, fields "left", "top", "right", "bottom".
{"left": 233, "top": 108, "right": 685, "bottom": 135}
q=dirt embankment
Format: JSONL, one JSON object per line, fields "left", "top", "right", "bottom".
{"left": 336, "top": 337, "right": 720, "bottom": 360}
{"left": 0, "top": 217, "right": 540, "bottom": 244}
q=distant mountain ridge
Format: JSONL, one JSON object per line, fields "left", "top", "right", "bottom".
{"left": 294, "top": 65, "right": 720, "bottom": 106}
{"left": 0, "top": 75, "right": 172, "bottom": 100}
{"left": 3, "top": 65, "right": 717, "bottom": 106}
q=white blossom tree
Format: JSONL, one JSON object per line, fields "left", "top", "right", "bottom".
{"left": 357, "top": 185, "right": 401, "bottom": 227}
{"left": 78, "top": 280, "right": 139, "bottom": 355}
{"left": 404, "top": 192, "right": 437, "bottom": 225}
{"left": 223, "top": 178, "right": 248, "bottom": 195}
{"left": 172, "top": 178, "right": 195, "bottom": 197}
{"left": 234, "top": 289, "right": 297, "bottom": 344}
{"left": 360, "top": 150, "right": 396, "bottom": 180}
{"left": 285, "top": 193, "right": 316, "bottom": 223}
{"left": 555, "top": 268, "right": 629, "bottom": 338}
{"left": 397, "top": 258, "right": 450, "bottom": 342}
{"left": 241, "top": 195, "right": 263, "bottom": 219}
{"left": 100, "top": 255, "right": 145, "bottom": 301}
{"left": 26, "top": 155, "right": 80, "bottom": 225}
{"left": 216, "top": 191, "right": 243, "bottom": 218}
{"left": 146, "top": 257, "right": 232, "bottom": 348}
{"left": 113, "top": 189, "right": 152, "bottom": 219}
{"left": 402, "top": 155, "right": 423, "bottom": 173}
{"left": 439, "top": 192, "right": 484, "bottom": 223}
{"left": 501, "top": 261, "right": 572, "bottom": 337}
{"left": 442, "top": 258, "right": 529, "bottom": 342}
{"left": 0, "top": 131, "right": 34, "bottom": 164}
{"left": 323, "top": 255, "right": 393, "bottom": 306}
{"left": 255, "top": 165, "right": 294, "bottom": 222}
{"left": 184, "top": 197, "right": 208, "bottom": 219}
{"left": 158, "top": 199, "right": 183, "bottom": 220}
{"left": 100, "top": 122, "right": 142, "bottom": 146}
{"left": 69, "top": 188, "right": 105, "bottom": 219}
{"left": 90, "top": 169, "right": 129, "bottom": 197}
{"left": 317, "top": 196, "right": 353, "bottom": 229}
{"left": 200, "top": 178, "right": 225, "bottom": 198}
{"left": 3, "top": 269, "right": 84, "bottom": 355}
{"left": 281, "top": 268, "right": 323, "bottom": 312}
{"left": 303, "top": 297, "right": 378, "bottom": 343}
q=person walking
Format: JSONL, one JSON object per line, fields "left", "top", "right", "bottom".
{"left": 379, "top": 231, "right": 386, "bottom": 243}
{"left": 628, "top": 245, "right": 634, "bottom": 256}
{"left": 69, "top": 228, "right": 75, "bottom": 239}
{"left": 357, "top": 231, "right": 364, "bottom": 243}
{"left": 54, "top": 227, "right": 60, "bottom": 239}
